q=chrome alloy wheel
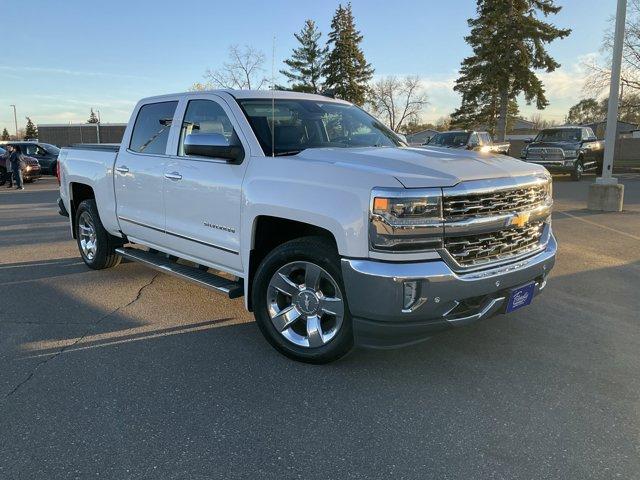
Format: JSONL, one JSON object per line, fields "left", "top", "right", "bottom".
{"left": 267, "top": 261, "right": 345, "bottom": 348}
{"left": 78, "top": 211, "right": 98, "bottom": 260}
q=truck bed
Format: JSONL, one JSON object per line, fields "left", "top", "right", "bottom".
{"left": 66, "top": 144, "right": 121, "bottom": 152}
{"left": 58, "top": 144, "right": 121, "bottom": 236}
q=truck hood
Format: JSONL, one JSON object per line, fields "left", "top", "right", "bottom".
{"left": 295, "top": 146, "right": 547, "bottom": 188}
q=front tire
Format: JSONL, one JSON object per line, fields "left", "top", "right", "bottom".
{"left": 571, "top": 158, "right": 584, "bottom": 181}
{"left": 75, "top": 199, "right": 123, "bottom": 269}
{"left": 252, "top": 237, "right": 353, "bottom": 364}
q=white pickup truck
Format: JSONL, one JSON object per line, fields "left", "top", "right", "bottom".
{"left": 58, "top": 90, "right": 556, "bottom": 363}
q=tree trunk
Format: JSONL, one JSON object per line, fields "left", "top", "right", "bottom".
{"left": 496, "top": 88, "right": 509, "bottom": 141}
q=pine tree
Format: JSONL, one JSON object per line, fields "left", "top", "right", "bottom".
{"left": 24, "top": 117, "right": 38, "bottom": 140}
{"left": 454, "top": 0, "right": 570, "bottom": 141}
{"left": 451, "top": 89, "right": 519, "bottom": 135}
{"left": 280, "top": 20, "right": 328, "bottom": 93}
{"left": 1, "top": 128, "right": 9, "bottom": 140}
{"left": 323, "top": 3, "right": 374, "bottom": 105}
{"left": 87, "top": 109, "right": 99, "bottom": 124}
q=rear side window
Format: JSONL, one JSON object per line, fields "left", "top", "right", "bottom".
{"left": 129, "top": 101, "right": 178, "bottom": 155}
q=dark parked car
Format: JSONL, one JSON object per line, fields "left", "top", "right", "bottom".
{"left": 425, "top": 130, "right": 511, "bottom": 154}
{"left": 0, "top": 146, "right": 42, "bottom": 183}
{"left": 0, "top": 141, "right": 60, "bottom": 175}
{"left": 521, "top": 126, "right": 604, "bottom": 181}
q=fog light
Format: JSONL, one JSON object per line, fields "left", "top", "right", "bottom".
{"left": 403, "top": 281, "right": 419, "bottom": 310}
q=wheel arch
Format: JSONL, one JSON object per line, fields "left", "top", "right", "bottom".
{"left": 69, "top": 182, "right": 96, "bottom": 238}
{"left": 245, "top": 215, "right": 339, "bottom": 311}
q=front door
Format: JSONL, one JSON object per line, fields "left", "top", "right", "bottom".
{"left": 162, "top": 95, "right": 247, "bottom": 273}
{"left": 114, "top": 100, "right": 178, "bottom": 245}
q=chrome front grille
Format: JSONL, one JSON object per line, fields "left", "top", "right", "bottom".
{"left": 444, "top": 221, "right": 545, "bottom": 267}
{"left": 526, "top": 147, "right": 564, "bottom": 162}
{"left": 443, "top": 183, "right": 548, "bottom": 219}
{"left": 441, "top": 176, "right": 552, "bottom": 269}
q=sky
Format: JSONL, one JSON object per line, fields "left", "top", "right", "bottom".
{"left": 0, "top": 0, "right": 618, "bottom": 134}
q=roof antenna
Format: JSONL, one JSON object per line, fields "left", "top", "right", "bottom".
{"left": 271, "top": 35, "right": 276, "bottom": 158}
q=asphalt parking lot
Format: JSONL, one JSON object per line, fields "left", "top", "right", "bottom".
{"left": 1, "top": 174, "right": 639, "bottom": 480}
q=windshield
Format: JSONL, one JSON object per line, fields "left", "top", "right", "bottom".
{"left": 427, "top": 132, "right": 470, "bottom": 147}
{"left": 237, "top": 99, "right": 401, "bottom": 156}
{"left": 535, "top": 129, "right": 581, "bottom": 142}
{"left": 42, "top": 143, "right": 60, "bottom": 155}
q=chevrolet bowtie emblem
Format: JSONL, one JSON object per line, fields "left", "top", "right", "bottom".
{"left": 510, "top": 212, "right": 531, "bottom": 228}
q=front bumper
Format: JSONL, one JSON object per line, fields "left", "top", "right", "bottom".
{"left": 22, "top": 167, "right": 42, "bottom": 181}
{"left": 341, "top": 233, "right": 557, "bottom": 349}
{"left": 523, "top": 158, "right": 576, "bottom": 173}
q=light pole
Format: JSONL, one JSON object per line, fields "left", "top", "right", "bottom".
{"left": 588, "top": 0, "right": 626, "bottom": 211}
{"left": 9, "top": 105, "right": 17, "bottom": 138}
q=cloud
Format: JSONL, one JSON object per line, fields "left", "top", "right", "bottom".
{"left": 0, "top": 65, "right": 148, "bottom": 80}
{"left": 518, "top": 52, "right": 600, "bottom": 120}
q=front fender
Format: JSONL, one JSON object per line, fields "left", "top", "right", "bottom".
{"left": 242, "top": 177, "right": 368, "bottom": 258}
{"left": 240, "top": 156, "right": 403, "bottom": 260}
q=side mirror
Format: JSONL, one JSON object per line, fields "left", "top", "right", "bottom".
{"left": 183, "top": 133, "right": 244, "bottom": 163}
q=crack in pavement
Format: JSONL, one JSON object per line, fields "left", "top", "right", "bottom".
{"left": 2, "top": 273, "right": 160, "bottom": 401}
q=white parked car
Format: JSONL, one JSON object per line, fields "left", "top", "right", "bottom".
{"left": 58, "top": 90, "right": 556, "bottom": 363}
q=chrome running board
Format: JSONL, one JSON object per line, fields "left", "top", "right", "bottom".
{"left": 115, "top": 247, "right": 244, "bottom": 299}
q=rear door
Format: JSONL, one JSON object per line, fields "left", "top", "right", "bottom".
{"left": 162, "top": 94, "right": 249, "bottom": 273}
{"left": 114, "top": 100, "right": 178, "bottom": 245}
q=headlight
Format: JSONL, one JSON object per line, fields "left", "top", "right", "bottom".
{"left": 563, "top": 149, "right": 578, "bottom": 158}
{"left": 25, "top": 166, "right": 32, "bottom": 172}
{"left": 370, "top": 188, "right": 443, "bottom": 252}
{"left": 542, "top": 175, "right": 553, "bottom": 200}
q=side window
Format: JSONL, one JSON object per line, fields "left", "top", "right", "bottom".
{"left": 585, "top": 128, "right": 596, "bottom": 140}
{"left": 178, "top": 99, "right": 236, "bottom": 157}
{"left": 23, "top": 144, "right": 38, "bottom": 156}
{"left": 129, "top": 101, "right": 178, "bottom": 155}
{"left": 469, "top": 133, "right": 479, "bottom": 146}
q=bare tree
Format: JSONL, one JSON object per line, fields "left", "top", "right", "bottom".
{"left": 584, "top": 0, "right": 640, "bottom": 96}
{"left": 192, "top": 45, "right": 269, "bottom": 91}
{"left": 529, "top": 113, "right": 559, "bottom": 129}
{"left": 368, "top": 76, "right": 428, "bottom": 132}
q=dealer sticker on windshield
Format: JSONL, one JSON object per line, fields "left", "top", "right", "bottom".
{"left": 505, "top": 282, "right": 536, "bottom": 313}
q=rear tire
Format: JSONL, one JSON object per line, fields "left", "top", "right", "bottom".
{"left": 252, "top": 236, "right": 353, "bottom": 364}
{"left": 75, "top": 199, "right": 123, "bottom": 269}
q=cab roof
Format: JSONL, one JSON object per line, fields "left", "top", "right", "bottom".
{"left": 139, "top": 89, "right": 351, "bottom": 105}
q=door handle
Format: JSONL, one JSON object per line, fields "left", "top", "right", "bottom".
{"left": 115, "top": 166, "right": 129, "bottom": 174}
{"left": 164, "top": 172, "right": 182, "bottom": 181}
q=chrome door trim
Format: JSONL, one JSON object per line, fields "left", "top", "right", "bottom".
{"left": 118, "top": 216, "right": 239, "bottom": 255}
{"left": 164, "top": 172, "right": 182, "bottom": 180}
